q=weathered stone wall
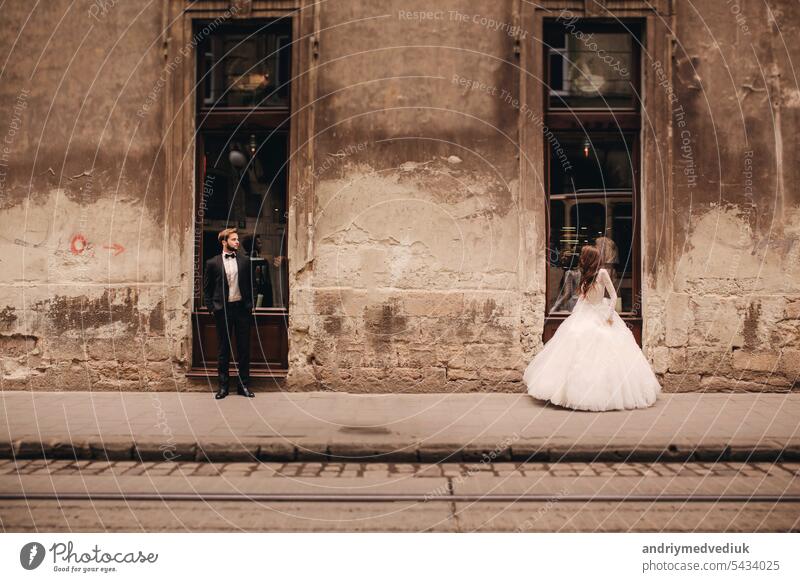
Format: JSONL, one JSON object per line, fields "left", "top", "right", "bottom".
{"left": 0, "top": 0, "right": 179, "bottom": 390}
{"left": 290, "top": 0, "right": 800, "bottom": 393}
{"left": 288, "top": 0, "right": 526, "bottom": 392}
{"left": 646, "top": 0, "right": 800, "bottom": 392}
{"left": 1, "top": 0, "right": 798, "bottom": 393}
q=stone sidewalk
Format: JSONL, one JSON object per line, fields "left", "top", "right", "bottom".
{"left": 1, "top": 391, "right": 798, "bottom": 463}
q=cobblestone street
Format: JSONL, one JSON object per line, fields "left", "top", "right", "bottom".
{"left": 2, "top": 459, "right": 798, "bottom": 532}
{"left": 4, "top": 459, "right": 800, "bottom": 479}
{"left": 3, "top": 392, "right": 799, "bottom": 531}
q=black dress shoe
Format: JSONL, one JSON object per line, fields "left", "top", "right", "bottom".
{"left": 237, "top": 386, "right": 255, "bottom": 398}
{"left": 215, "top": 388, "right": 229, "bottom": 399}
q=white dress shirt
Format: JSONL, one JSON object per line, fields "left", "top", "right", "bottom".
{"left": 222, "top": 252, "right": 242, "bottom": 302}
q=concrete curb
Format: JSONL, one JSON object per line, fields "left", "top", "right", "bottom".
{"left": 4, "top": 438, "right": 798, "bottom": 464}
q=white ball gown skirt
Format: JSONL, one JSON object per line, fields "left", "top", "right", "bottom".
{"left": 524, "top": 297, "right": 661, "bottom": 411}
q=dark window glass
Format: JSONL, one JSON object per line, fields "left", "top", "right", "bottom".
{"left": 198, "top": 19, "right": 292, "bottom": 109}
{"left": 549, "top": 134, "right": 634, "bottom": 195}
{"left": 548, "top": 199, "right": 565, "bottom": 267}
{"left": 549, "top": 52, "right": 564, "bottom": 92}
{"left": 547, "top": 195, "right": 634, "bottom": 314}
{"left": 543, "top": 20, "right": 641, "bottom": 324}
{"left": 200, "top": 131, "right": 289, "bottom": 309}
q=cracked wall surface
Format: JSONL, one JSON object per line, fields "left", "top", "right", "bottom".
{"left": 0, "top": 1, "right": 181, "bottom": 391}
{"left": 285, "top": 0, "right": 526, "bottom": 392}
{"left": 645, "top": 0, "right": 800, "bottom": 393}
{"left": 1, "top": 0, "right": 798, "bottom": 393}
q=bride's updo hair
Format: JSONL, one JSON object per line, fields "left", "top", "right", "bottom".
{"left": 578, "top": 245, "right": 601, "bottom": 296}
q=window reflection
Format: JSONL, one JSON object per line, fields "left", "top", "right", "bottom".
{"left": 199, "top": 20, "right": 291, "bottom": 108}
{"left": 200, "top": 132, "right": 288, "bottom": 309}
{"left": 543, "top": 19, "right": 641, "bottom": 340}
{"left": 547, "top": 28, "right": 635, "bottom": 109}
{"left": 547, "top": 196, "right": 634, "bottom": 315}
{"left": 550, "top": 134, "right": 633, "bottom": 194}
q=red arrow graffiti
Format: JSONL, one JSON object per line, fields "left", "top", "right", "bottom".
{"left": 103, "top": 243, "right": 125, "bottom": 256}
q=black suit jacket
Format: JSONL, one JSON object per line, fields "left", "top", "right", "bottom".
{"left": 203, "top": 253, "right": 253, "bottom": 312}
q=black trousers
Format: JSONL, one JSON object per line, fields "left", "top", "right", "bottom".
{"left": 213, "top": 301, "right": 252, "bottom": 390}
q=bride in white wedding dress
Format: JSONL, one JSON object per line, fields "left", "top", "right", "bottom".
{"left": 524, "top": 245, "right": 661, "bottom": 411}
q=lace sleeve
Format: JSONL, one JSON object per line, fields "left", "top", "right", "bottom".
{"left": 600, "top": 268, "right": 617, "bottom": 320}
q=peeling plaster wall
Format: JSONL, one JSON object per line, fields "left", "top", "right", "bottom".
{"left": 0, "top": 1, "right": 181, "bottom": 391}
{"left": 291, "top": 0, "right": 800, "bottom": 393}
{"left": 288, "top": 0, "right": 526, "bottom": 392}
{"left": 647, "top": 0, "right": 800, "bottom": 392}
{"left": 2, "top": 0, "right": 798, "bottom": 393}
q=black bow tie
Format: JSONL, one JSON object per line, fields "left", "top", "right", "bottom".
{"left": 224, "top": 253, "right": 236, "bottom": 259}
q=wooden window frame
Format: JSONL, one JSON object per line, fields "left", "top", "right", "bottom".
{"left": 192, "top": 17, "right": 292, "bottom": 314}
{"left": 191, "top": 16, "right": 294, "bottom": 376}
{"left": 542, "top": 18, "right": 644, "bottom": 344}
{"left": 517, "top": 0, "right": 674, "bottom": 351}
{"left": 161, "top": 0, "right": 317, "bottom": 379}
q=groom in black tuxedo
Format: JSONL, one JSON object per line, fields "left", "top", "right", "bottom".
{"left": 203, "top": 227, "right": 255, "bottom": 399}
